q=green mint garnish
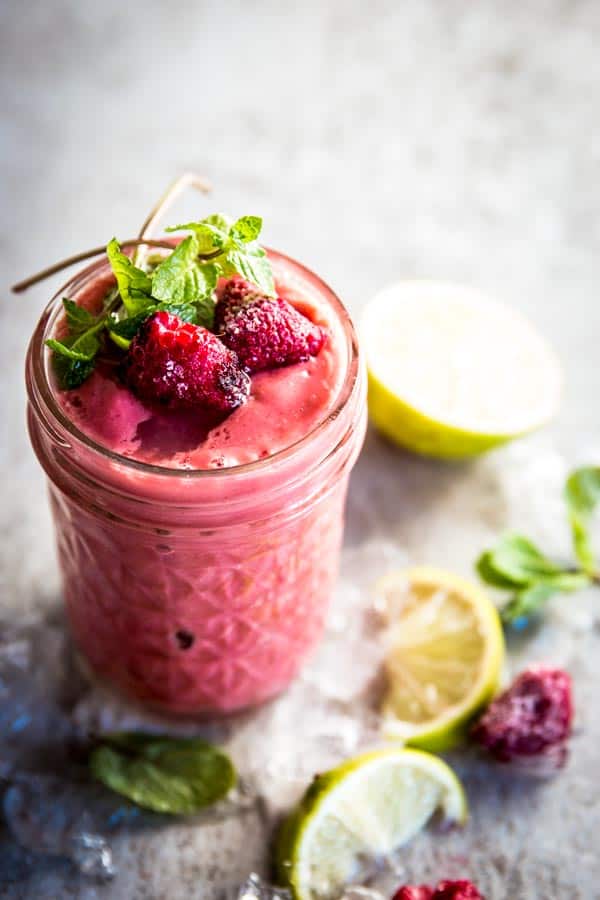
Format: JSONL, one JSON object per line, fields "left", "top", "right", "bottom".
{"left": 89, "top": 732, "right": 236, "bottom": 815}
{"left": 46, "top": 297, "right": 116, "bottom": 388}
{"left": 166, "top": 214, "right": 275, "bottom": 297}
{"left": 476, "top": 465, "right": 600, "bottom": 626}
{"left": 46, "top": 213, "right": 274, "bottom": 388}
{"left": 565, "top": 466, "right": 600, "bottom": 575}
{"left": 106, "top": 238, "right": 153, "bottom": 315}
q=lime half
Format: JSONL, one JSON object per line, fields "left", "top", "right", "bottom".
{"left": 275, "top": 747, "right": 466, "bottom": 900}
{"left": 380, "top": 567, "right": 504, "bottom": 751}
{"left": 362, "top": 280, "right": 562, "bottom": 458}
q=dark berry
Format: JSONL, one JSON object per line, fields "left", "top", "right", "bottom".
{"left": 215, "top": 277, "right": 266, "bottom": 327}
{"left": 433, "top": 881, "right": 484, "bottom": 900}
{"left": 123, "top": 311, "right": 250, "bottom": 412}
{"left": 215, "top": 278, "right": 326, "bottom": 373}
{"left": 472, "top": 666, "right": 573, "bottom": 772}
{"left": 392, "top": 887, "right": 434, "bottom": 900}
{"left": 393, "top": 880, "right": 484, "bottom": 900}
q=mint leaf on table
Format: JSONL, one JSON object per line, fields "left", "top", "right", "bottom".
{"left": 89, "top": 733, "right": 236, "bottom": 815}
{"left": 478, "top": 533, "right": 563, "bottom": 586}
{"left": 106, "top": 238, "right": 153, "bottom": 316}
{"left": 499, "top": 582, "right": 562, "bottom": 625}
{"left": 476, "top": 467, "right": 599, "bottom": 627}
{"left": 565, "top": 466, "right": 600, "bottom": 574}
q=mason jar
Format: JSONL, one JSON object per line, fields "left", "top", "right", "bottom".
{"left": 26, "top": 250, "right": 366, "bottom": 715}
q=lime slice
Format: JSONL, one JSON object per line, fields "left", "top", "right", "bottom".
{"left": 380, "top": 567, "right": 504, "bottom": 751}
{"left": 275, "top": 748, "right": 467, "bottom": 900}
{"left": 362, "top": 280, "right": 562, "bottom": 458}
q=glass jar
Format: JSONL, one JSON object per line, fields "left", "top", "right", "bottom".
{"left": 26, "top": 250, "right": 366, "bottom": 715}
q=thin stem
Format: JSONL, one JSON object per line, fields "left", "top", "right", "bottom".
{"left": 11, "top": 239, "right": 221, "bottom": 294}
{"left": 13, "top": 172, "right": 212, "bottom": 293}
{"left": 137, "top": 172, "right": 211, "bottom": 240}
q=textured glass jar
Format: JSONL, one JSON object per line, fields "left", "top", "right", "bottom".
{"left": 26, "top": 251, "right": 366, "bottom": 715}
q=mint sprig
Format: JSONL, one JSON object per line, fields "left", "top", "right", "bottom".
{"left": 46, "top": 295, "right": 119, "bottom": 388}
{"left": 166, "top": 214, "right": 275, "bottom": 297}
{"left": 89, "top": 732, "right": 236, "bottom": 815}
{"left": 46, "top": 213, "right": 273, "bottom": 389}
{"left": 565, "top": 466, "right": 600, "bottom": 575}
{"left": 476, "top": 466, "right": 600, "bottom": 626}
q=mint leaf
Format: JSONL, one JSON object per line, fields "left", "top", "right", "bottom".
{"left": 501, "top": 582, "right": 561, "bottom": 625}
{"left": 151, "top": 237, "right": 217, "bottom": 328}
{"left": 230, "top": 215, "right": 262, "bottom": 243}
{"left": 152, "top": 235, "right": 200, "bottom": 303}
{"left": 47, "top": 325, "right": 104, "bottom": 388}
{"left": 476, "top": 551, "right": 523, "bottom": 589}
{"left": 565, "top": 466, "right": 600, "bottom": 574}
{"left": 46, "top": 335, "right": 98, "bottom": 361}
{"left": 203, "top": 213, "right": 232, "bottom": 232}
{"left": 483, "top": 533, "right": 562, "bottom": 586}
{"left": 167, "top": 214, "right": 275, "bottom": 296}
{"left": 62, "top": 298, "right": 95, "bottom": 333}
{"left": 225, "top": 245, "right": 275, "bottom": 296}
{"left": 106, "top": 238, "right": 153, "bottom": 315}
{"left": 166, "top": 220, "right": 229, "bottom": 254}
{"left": 89, "top": 732, "right": 236, "bottom": 815}
{"left": 109, "top": 311, "right": 151, "bottom": 341}
{"left": 52, "top": 355, "right": 96, "bottom": 389}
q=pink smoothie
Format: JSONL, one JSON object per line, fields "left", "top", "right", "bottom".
{"left": 55, "top": 258, "right": 346, "bottom": 469}
{"left": 27, "top": 250, "right": 366, "bottom": 714}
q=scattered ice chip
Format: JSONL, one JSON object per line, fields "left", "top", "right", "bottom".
{"left": 237, "top": 872, "right": 291, "bottom": 900}
{"left": 1, "top": 774, "right": 132, "bottom": 880}
{"left": 339, "top": 887, "right": 386, "bottom": 900}
{"left": 68, "top": 832, "right": 116, "bottom": 880}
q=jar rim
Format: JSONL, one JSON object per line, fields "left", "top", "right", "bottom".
{"left": 27, "top": 247, "right": 361, "bottom": 480}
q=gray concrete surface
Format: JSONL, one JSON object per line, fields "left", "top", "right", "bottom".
{"left": 2, "top": 1, "right": 600, "bottom": 897}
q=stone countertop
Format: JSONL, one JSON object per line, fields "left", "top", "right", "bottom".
{"left": 1, "top": 1, "right": 600, "bottom": 897}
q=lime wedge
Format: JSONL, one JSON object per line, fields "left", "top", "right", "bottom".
{"left": 275, "top": 748, "right": 467, "bottom": 900}
{"left": 380, "top": 568, "right": 504, "bottom": 751}
{"left": 362, "top": 280, "right": 562, "bottom": 458}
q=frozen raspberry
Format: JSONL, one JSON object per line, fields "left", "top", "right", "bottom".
{"left": 393, "top": 883, "right": 483, "bottom": 900}
{"left": 472, "top": 666, "right": 573, "bottom": 772}
{"left": 215, "top": 277, "right": 266, "bottom": 324}
{"left": 215, "top": 278, "right": 326, "bottom": 373}
{"left": 392, "top": 886, "right": 434, "bottom": 900}
{"left": 433, "top": 881, "right": 484, "bottom": 900}
{"left": 123, "top": 311, "right": 250, "bottom": 411}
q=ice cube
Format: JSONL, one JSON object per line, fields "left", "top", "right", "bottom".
{"left": 338, "top": 888, "right": 386, "bottom": 900}
{"left": 237, "top": 872, "right": 291, "bottom": 900}
{"left": 69, "top": 832, "right": 116, "bottom": 880}
{"left": 1, "top": 774, "right": 134, "bottom": 880}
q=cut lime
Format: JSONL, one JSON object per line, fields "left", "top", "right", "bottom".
{"left": 362, "top": 280, "right": 562, "bottom": 458}
{"left": 275, "top": 748, "right": 467, "bottom": 900}
{"left": 380, "top": 568, "right": 504, "bottom": 751}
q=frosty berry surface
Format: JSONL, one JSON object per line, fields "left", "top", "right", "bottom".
{"left": 26, "top": 249, "right": 366, "bottom": 714}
